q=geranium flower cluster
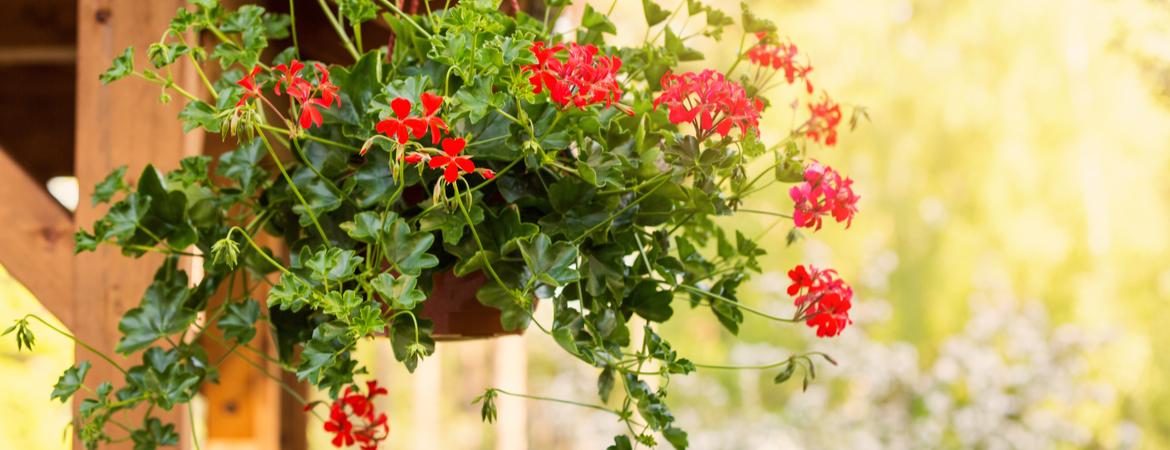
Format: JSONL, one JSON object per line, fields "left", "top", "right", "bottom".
{"left": 371, "top": 95, "right": 493, "bottom": 183}
{"left": 236, "top": 60, "right": 340, "bottom": 130}
{"left": 746, "top": 33, "right": 815, "bottom": 94}
{"left": 805, "top": 92, "right": 843, "bottom": 146}
{"left": 320, "top": 381, "right": 390, "bottom": 450}
{"left": 653, "top": 69, "right": 763, "bottom": 139}
{"left": 522, "top": 42, "right": 626, "bottom": 112}
{"left": 789, "top": 160, "right": 859, "bottom": 230}
{"left": 787, "top": 264, "right": 854, "bottom": 338}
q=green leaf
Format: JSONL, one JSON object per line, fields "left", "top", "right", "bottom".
{"left": 99, "top": 47, "right": 135, "bottom": 85}
{"left": 598, "top": 367, "right": 615, "bottom": 403}
{"left": 642, "top": 0, "right": 672, "bottom": 26}
{"left": 607, "top": 435, "right": 633, "bottom": 450}
{"left": 388, "top": 315, "right": 434, "bottom": 373}
{"left": 338, "top": 0, "right": 378, "bottom": 22}
{"left": 92, "top": 165, "right": 130, "bottom": 206}
{"left": 168, "top": 155, "right": 213, "bottom": 188}
{"left": 105, "top": 193, "right": 151, "bottom": 241}
{"left": 147, "top": 42, "right": 190, "bottom": 69}
{"left": 290, "top": 167, "right": 344, "bottom": 224}
{"left": 419, "top": 203, "right": 484, "bottom": 246}
{"left": 370, "top": 273, "right": 427, "bottom": 309}
{"left": 518, "top": 234, "right": 580, "bottom": 287}
{"left": 134, "top": 164, "right": 199, "bottom": 249}
{"left": 542, "top": 0, "right": 572, "bottom": 7}
{"left": 218, "top": 299, "right": 261, "bottom": 344}
{"left": 665, "top": 27, "right": 704, "bottom": 62}
{"left": 296, "top": 338, "right": 338, "bottom": 382}
{"left": 340, "top": 211, "right": 390, "bottom": 244}
{"left": 453, "top": 75, "right": 506, "bottom": 123}
{"left": 268, "top": 273, "right": 313, "bottom": 312}
{"left": 353, "top": 150, "right": 401, "bottom": 208}
{"left": 216, "top": 139, "right": 267, "bottom": 193}
{"left": 663, "top": 426, "right": 690, "bottom": 449}
{"left": 740, "top": 2, "right": 777, "bottom": 34}
{"left": 381, "top": 219, "right": 439, "bottom": 277}
{"left": 582, "top": 4, "right": 617, "bottom": 35}
{"left": 552, "top": 327, "right": 579, "bottom": 355}
{"left": 131, "top": 417, "right": 180, "bottom": 450}
{"left": 322, "top": 290, "right": 364, "bottom": 318}
{"left": 306, "top": 247, "right": 363, "bottom": 284}
{"left": 115, "top": 276, "right": 197, "bottom": 354}
{"left": 178, "top": 100, "right": 221, "bottom": 133}
{"left": 50, "top": 361, "right": 92, "bottom": 403}
{"left": 625, "top": 281, "right": 673, "bottom": 322}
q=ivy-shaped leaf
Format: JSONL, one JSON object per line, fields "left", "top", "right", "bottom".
{"left": 306, "top": 247, "right": 363, "bottom": 284}
{"left": 340, "top": 211, "right": 392, "bottom": 244}
{"left": 665, "top": 27, "right": 704, "bottom": 62}
{"left": 115, "top": 276, "right": 197, "bottom": 354}
{"left": 624, "top": 281, "right": 673, "bottom": 322}
{"left": 518, "top": 234, "right": 580, "bottom": 287}
{"left": 99, "top": 47, "right": 135, "bottom": 85}
{"left": 50, "top": 361, "right": 92, "bottom": 403}
{"left": 642, "top": 0, "right": 672, "bottom": 26}
{"left": 370, "top": 273, "right": 427, "bottom": 310}
{"left": 453, "top": 75, "right": 506, "bottom": 123}
{"left": 419, "top": 203, "right": 484, "bottom": 246}
{"left": 582, "top": 4, "right": 617, "bottom": 35}
{"left": 740, "top": 1, "right": 777, "bottom": 34}
{"left": 268, "top": 273, "right": 313, "bottom": 312}
{"left": 131, "top": 417, "right": 180, "bottom": 450}
{"left": 322, "top": 290, "right": 364, "bottom": 319}
{"left": 178, "top": 100, "right": 221, "bottom": 133}
{"left": 92, "top": 165, "right": 130, "bottom": 206}
{"left": 381, "top": 219, "right": 439, "bottom": 277}
{"left": 218, "top": 299, "right": 261, "bottom": 344}
{"left": 105, "top": 193, "right": 151, "bottom": 242}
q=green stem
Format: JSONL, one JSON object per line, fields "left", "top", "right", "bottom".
{"left": 354, "top": 22, "right": 364, "bottom": 54}
{"left": 454, "top": 186, "right": 549, "bottom": 334}
{"left": 255, "top": 128, "right": 333, "bottom": 249}
{"left": 189, "top": 402, "right": 202, "bottom": 450}
{"left": 21, "top": 315, "right": 147, "bottom": 393}
{"left": 315, "top": 0, "right": 361, "bottom": 60}
{"left": 289, "top": 0, "right": 301, "bottom": 59}
{"left": 376, "top": 0, "right": 434, "bottom": 39}
{"left": 173, "top": 33, "right": 218, "bottom": 101}
{"left": 410, "top": 156, "right": 524, "bottom": 224}
{"left": 726, "top": 32, "right": 749, "bottom": 75}
{"left": 536, "top": 111, "right": 564, "bottom": 145}
{"left": 691, "top": 357, "right": 793, "bottom": 370}
{"left": 670, "top": 282, "right": 796, "bottom": 323}
{"left": 737, "top": 209, "right": 793, "bottom": 219}
{"left": 492, "top": 389, "right": 640, "bottom": 425}
{"left": 256, "top": 122, "right": 361, "bottom": 152}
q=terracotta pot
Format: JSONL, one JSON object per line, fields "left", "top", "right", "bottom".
{"left": 417, "top": 269, "right": 523, "bottom": 341}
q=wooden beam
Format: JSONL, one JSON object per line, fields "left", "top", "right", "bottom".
{"left": 0, "top": 146, "right": 74, "bottom": 328}
{"left": 0, "top": 46, "right": 77, "bottom": 65}
{"left": 74, "top": 0, "right": 203, "bottom": 449}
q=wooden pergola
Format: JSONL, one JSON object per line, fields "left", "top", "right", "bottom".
{"left": 0, "top": 0, "right": 550, "bottom": 449}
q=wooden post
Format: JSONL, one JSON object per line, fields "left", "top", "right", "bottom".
{"left": 74, "top": 1, "right": 203, "bottom": 448}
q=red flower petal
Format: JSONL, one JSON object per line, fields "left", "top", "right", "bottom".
{"left": 421, "top": 92, "right": 443, "bottom": 116}
{"left": 391, "top": 97, "right": 412, "bottom": 119}
{"left": 441, "top": 137, "right": 465, "bottom": 157}
{"left": 454, "top": 157, "right": 475, "bottom": 174}
{"left": 443, "top": 162, "right": 460, "bottom": 183}
{"left": 429, "top": 156, "right": 451, "bottom": 169}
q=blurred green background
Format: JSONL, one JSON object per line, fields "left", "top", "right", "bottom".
{"left": 4, "top": 0, "right": 1170, "bottom": 448}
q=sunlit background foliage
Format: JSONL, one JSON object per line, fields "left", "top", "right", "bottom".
{"left": 4, "top": 0, "right": 1170, "bottom": 448}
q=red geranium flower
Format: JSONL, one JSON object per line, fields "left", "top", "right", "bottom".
{"left": 300, "top": 98, "right": 328, "bottom": 129}
{"left": 419, "top": 93, "right": 448, "bottom": 144}
{"left": 745, "top": 36, "right": 815, "bottom": 94}
{"left": 429, "top": 137, "right": 475, "bottom": 183}
{"left": 235, "top": 66, "right": 265, "bottom": 107}
{"left": 375, "top": 98, "right": 426, "bottom": 146}
{"left": 787, "top": 264, "right": 853, "bottom": 338}
{"left": 806, "top": 92, "right": 843, "bottom": 146}
{"left": 273, "top": 59, "right": 308, "bottom": 99}
{"left": 790, "top": 160, "right": 858, "bottom": 231}
{"left": 521, "top": 42, "right": 626, "bottom": 112}
{"left": 653, "top": 70, "right": 762, "bottom": 140}
{"left": 314, "top": 62, "right": 341, "bottom": 107}
{"left": 324, "top": 406, "right": 356, "bottom": 447}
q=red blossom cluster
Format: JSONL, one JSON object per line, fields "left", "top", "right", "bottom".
{"left": 653, "top": 69, "right": 763, "bottom": 139}
{"left": 746, "top": 33, "right": 814, "bottom": 94}
{"left": 789, "top": 160, "right": 859, "bottom": 231}
{"left": 805, "top": 92, "right": 843, "bottom": 146}
{"left": 320, "top": 381, "right": 390, "bottom": 450}
{"left": 522, "top": 42, "right": 626, "bottom": 112}
{"left": 373, "top": 95, "right": 492, "bottom": 183}
{"left": 787, "top": 265, "right": 854, "bottom": 338}
{"left": 239, "top": 60, "right": 340, "bottom": 129}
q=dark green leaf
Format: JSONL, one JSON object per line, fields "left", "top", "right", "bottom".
{"left": 268, "top": 273, "right": 313, "bottom": 312}
{"left": 552, "top": 327, "right": 579, "bottom": 355}
{"left": 131, "top": 417, "right": 179, "bottom": 450}
{"left": 178, "top": 100, "right": 221, "bottom": 133}
{"left": 607, "top": 435, "right": 633, "bottom": 450}
{"left": 115, "top": 276, "right": 197, "bottom": 354}
{"left": 625, "top": 281, "right": 673, "bottom": 322}
{"left": 598, "top": 367, "right": 615, "bottom": 403}
{"left": 518, "top": 234, "right": 580, "bottom": 287}
{"left": 663, "top": 426, "right": 690, "bottom": 449}
{"left": 218, "top": 299, "right": 261, "bottom": 344}
{"left": 453, "top": 75, "right": 506, "bottom": 123}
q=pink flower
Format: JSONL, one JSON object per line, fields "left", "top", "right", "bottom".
{"left": 653, "top": 70, "right": 762, "bottom": 139}
{"left": 790, "top": 160, "right": 858, "bottom": 231}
